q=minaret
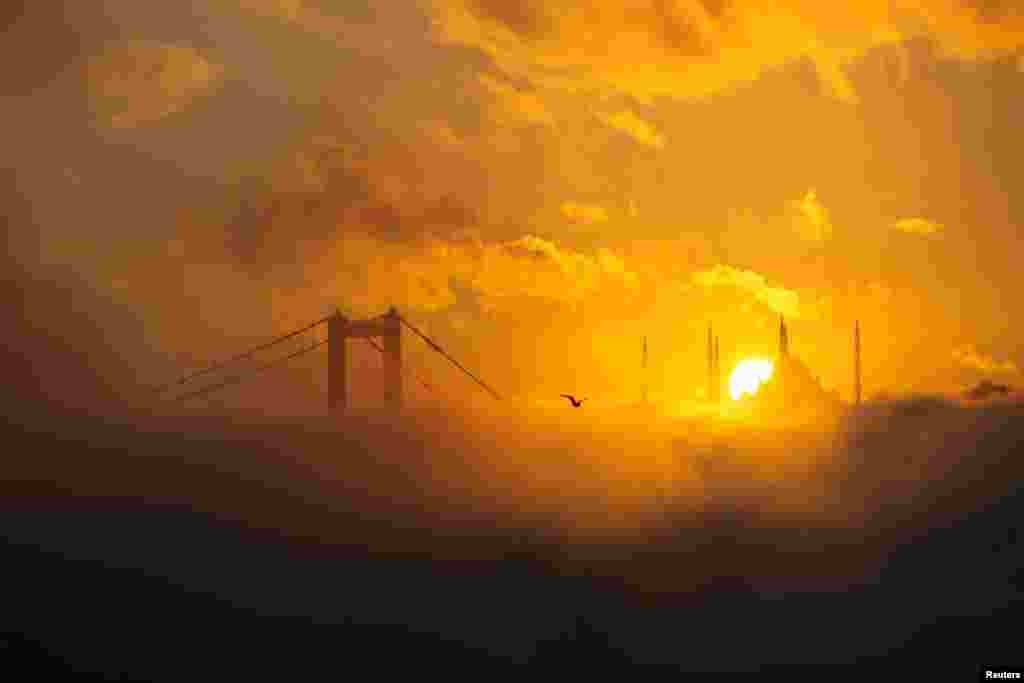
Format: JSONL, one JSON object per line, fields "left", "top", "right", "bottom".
{"left": 707, "top": 324, "right": 714, "bottom": 402}
{"left": 854, "top": 320, "right": 861, "bottom": 406}
{"left": 642, "top": 335, "right": 648, "bottom": 405}
{"left": 779, "top": 315, "right": 789, "bottom": 358}
{"left": 713, "top": 335, "right": 721, "bottom": 404}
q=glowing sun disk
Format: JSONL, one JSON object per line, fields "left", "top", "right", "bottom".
{"left": 729, "top": 359, "right": 774, "bottom": 400}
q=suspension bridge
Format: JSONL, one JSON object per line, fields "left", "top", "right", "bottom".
{"left": 150, "top": 307, "right": 502, "bottom": 413}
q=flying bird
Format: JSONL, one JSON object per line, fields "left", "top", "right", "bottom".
{"left": 560, "top": 394, "right": 586, "bottom": 407}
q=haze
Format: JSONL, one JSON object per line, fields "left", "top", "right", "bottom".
{"left": 3, "top": 1, "right": 1024, "bottom": 675}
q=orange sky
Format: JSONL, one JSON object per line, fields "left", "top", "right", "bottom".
{"left": 4, "top": 1, "right": 1024, "bottom": 407}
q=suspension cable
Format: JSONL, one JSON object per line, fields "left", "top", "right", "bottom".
{"left": 359, "top": 336, "right": 435, "bottom": 393}
{"left": 168, "top": 338, "right": 327, "bottom": 403}
{"left": 396, "top": 315, "right": 502, "bottom": 400}
{"left": 150, "top": 315, "right": 330, "bottom": 395}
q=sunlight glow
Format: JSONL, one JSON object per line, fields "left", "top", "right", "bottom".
{"left": 729, "top": 359, "right": 774, "bottom": 401}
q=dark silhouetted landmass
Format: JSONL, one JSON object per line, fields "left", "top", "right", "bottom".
{"left": 966, "top": 379, "right": 1013, "bottom": 401}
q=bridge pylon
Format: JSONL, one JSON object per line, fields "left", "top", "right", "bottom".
{"left": 328, "top": 307, "right": 401, "bottom": 416}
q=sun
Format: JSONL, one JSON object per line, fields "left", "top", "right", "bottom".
{"left": 729, "top": 359, "right": 774, "bottom": 401}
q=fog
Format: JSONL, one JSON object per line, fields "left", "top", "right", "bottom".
{"left": 3, "top": 260, "right": 1023, "bottom": 675}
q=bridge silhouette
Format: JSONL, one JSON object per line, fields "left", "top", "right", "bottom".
{"left": 151, "top": 307, "right": 502, "bottom": 413}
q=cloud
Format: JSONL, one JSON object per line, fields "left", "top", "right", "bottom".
{"left": 478, "top": 73, "right": 555, "bottom": 127}
{"left": 598, "top": 110, "right": 666, "bottom": 149}
{"left": 788, "top": 189, "right": 833, "bottom": 242}
{"left": 86, "top": 42, "right": 225, "bottom": 129}
{"left": 230, "top": 0, "right": 413, "bottom": 60}
{"left": 893, "top": 217, "right": 943, "bottom": 235}
{"left": 953, "top": 346, "right": 1019, "bottom": 376}
{"left": 560, "top": 201, "right": 609, "bottom": 225}
{"left": 250, "top": 126, "right": 489, "bottom": 254}
{"left": 691, "top": 264, "right": 801, "bottom": 319}
{"left": 428, "top": 2, "right": 1024, "bottom": 105}
{"left": 476, "top": 235, "right": 638, "bottom": 304}
{"left": 424, "top": 120, "right": 466, "bottom": 148}
{"left": 271, "top": 231, "right": 640, "bottom": 327}
{"left": 596, "top": 247, "right": 633, "bottom": 280}
{"left": 236, "top": 0, "right": 304, "bottom": 21}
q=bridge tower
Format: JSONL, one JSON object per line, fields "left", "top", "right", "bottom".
{"left": 327, "top": 307, "right": 402, "bottom": 416}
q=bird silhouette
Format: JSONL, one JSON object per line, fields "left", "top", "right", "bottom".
{"left": 560, "top": 394, "right": 586, "bottom": 407}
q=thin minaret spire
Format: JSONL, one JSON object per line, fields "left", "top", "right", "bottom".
{"left": 714, "top": 335, "right": 721, "bottom": 404}
{"left": 854, "top": 320, "right": 861, "bottom": 406}
{"left": 707, "top": 324, "right": 714, "bottom": 402}
{"left": 779, "top": 314, "right": 789, "bottom": 357}
{"left": 642, "top": 335, "right": 648, "bottom": 404}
